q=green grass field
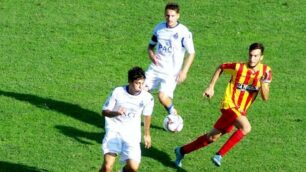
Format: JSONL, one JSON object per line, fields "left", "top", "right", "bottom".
{"left": 0, "top": 0, "right": 305, "bottom": 171}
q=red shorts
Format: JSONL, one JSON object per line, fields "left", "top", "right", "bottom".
{"left": 214, "top": 108, "right": 243, "bottom": 133}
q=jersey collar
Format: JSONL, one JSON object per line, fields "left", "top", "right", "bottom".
{"left": 166, "top": 21, "right": 180, "bottom": 28}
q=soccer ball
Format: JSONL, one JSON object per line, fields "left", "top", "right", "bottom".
{"left": 163, "top": 114, "right": 184, "bottom": 132}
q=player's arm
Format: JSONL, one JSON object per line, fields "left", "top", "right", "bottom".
{"left": 102, "top": 107, "right": 125, "bottom": 117}
{"left": 260, "top": 70, "right": 272, "bottom": 101}
{"left": 203, "top": 65, "right": 223, "bottom": 98}
{"left": 260, "top": 83, "right": 270, "bottom": 101}
{"left": 177, "top": 52, "right": 195, "bottom": 83}
{"left": 147, "top": 35, "right": 158, "bottom": 65}
{"left": 143, "top": 115, "right": 152, "bottom": 148}
{"left": 177, "top": 31, "right": 196, "bottom": 83}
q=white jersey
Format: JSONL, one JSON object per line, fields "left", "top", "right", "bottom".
{"left": 148, "top": 22, "right": 195, "bottom": 76}
{"left": 102, "top": 86, "right": 154, "bottom": 143}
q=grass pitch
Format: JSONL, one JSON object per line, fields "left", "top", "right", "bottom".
{"left": 0, "top": 0, "right": 305, "bottom": 171}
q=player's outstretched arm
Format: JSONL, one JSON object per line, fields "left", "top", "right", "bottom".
{"left": 143, "top": 115, "right": 152, "bottom": 148}
{"left": 203, "top": 66, "right": 223, "bottom": 99}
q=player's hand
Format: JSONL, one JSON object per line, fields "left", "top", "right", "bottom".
{"left": 203, "top": 87, "right": 214, "bottom": 99}
{"left": 176, "top": 71, "right": 187, "bottom": 84}
{"left": 144, "top": 135, "right": 151, "bottom": 148}
{"left": 117, "top": 107, "right": 126, "bottom": 116}
{"left": 150, "top": 54, "right": 158, "bottom": 65}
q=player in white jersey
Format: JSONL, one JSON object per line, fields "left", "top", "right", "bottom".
{"left": 99, "top": 67, "right": 154, "bottom": 172}
{"left": 145, "top": 2, "right": 195, "bottom": 116}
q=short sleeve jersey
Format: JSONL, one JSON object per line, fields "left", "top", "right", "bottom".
{"left": 220, "top": 63, "right": 272, "bottom": 115}
{"left": 148, "top": 22, "right": 195, "bottom": 76}
{"left": 102, "top": 86, "right": 154, "bottom": 143}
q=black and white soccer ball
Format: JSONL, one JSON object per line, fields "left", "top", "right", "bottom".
{"left": 163, "top": 114, "right": 184, "bottom": 132}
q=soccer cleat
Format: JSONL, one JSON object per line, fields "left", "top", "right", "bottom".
{"left": 211, "top": 154, "right": 222, "bottom": 167}
{"left": 174, "top": 147, "right": 184, "bottom": 168}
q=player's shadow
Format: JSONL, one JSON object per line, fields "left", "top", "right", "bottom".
{"left": 141, "top": 121, "right": 165, "bottom": 131}
{"left": 0, "top": 161, "right": 49, "bottom": 172}
{"left": 0, "top": 90, "right": 163, "bottom": 144}
{"left": 55, "top": 125, "right": 104, "bottom": 144}
{"left": 0, "top": 90, "right": 102, "bottom": 128}
{"left": 141, "top": 144, "right": 187, "bottom": 171}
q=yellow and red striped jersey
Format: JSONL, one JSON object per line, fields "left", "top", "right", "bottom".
{"left": 220, "top": 62, "right": 272, "bottom": 115}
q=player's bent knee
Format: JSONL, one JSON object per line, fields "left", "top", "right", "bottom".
{"left": 130, "top": 167, "right": 138, "bottom": 172}
{"left": 102, "top": 162, "right": 114, "bottom": 172}
{"left": 208, "top": 135, "right": 220, "bottom": 142}
{"left": 100, "top": 166, "right": 111, "bottom": 172}
{"left": 104, "top": 165, "right": 113, "bottom": 172}
{"left": 125, "top": 160, "right": 139, "bottom": 172}
{"left": 207, "top": 129, "right": 223, "bottom": 142}
{"left": 241, "top": 125, "right": 251, "bottom": 135}
{"left": 126, "top": 165, "right": 139, "bottom": 172}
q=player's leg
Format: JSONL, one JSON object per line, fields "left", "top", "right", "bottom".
{"left": 159, "top": 76, "right": 177, "bottom": 115}
{"left": 143, "top": 68, "right": 159, "bottom": 92}
{"left": 100, "top": 131, "right": 121, "bottom": 172}
{"left": 217, "top": 115, "right": 250, "bottom": 157}
{"left": 120, "top": 141, "right": 141, "bottom": 172}
{"left": 158, "top": 92, "right": 177, "bottom": 114}
{"left": 182, "top": 128, "right": 222, "bottom": 154}
{"left": 174, "top": 128, "right": 223, "bottom": 167}
{"left": 213, "top": 109, "right": 250, "bottom": 166}
{"left": 179, "top": 128, "right": 224, "bottom": 154}
{"left": 121, "top": 159, "right": 139, "bottom": 172}
{"left": 174, "top": 109, "right": 234, "bottom": 167}
{"left": 234, "top": 115, "right": 251, "bottom": 135}
{"left": 99, "top": 153, "right": 117, "bottom": 172}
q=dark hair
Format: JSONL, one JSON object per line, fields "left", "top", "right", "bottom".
{"left": 128, "top": 66, "right": 146, "bottom": 82}
{"left": 165, "top": 2, "right": 180, "bottom": 13}
{"left": 249, "top": 43, "right": 264, "bottom": 54}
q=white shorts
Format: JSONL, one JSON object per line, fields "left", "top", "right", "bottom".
{"left": 144, "top": 69, "right": 177, "bottom": 98}
{"left": 102, "top": 131, "right": 141, "bottom": 163}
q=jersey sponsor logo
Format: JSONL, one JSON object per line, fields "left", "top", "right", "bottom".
{"left": 115, "top": 110, "right": 137, "bottom": 122}
{"left": 123, "top": 112, "right": 136, "bottom": 118}
{"left": 158, "top": 40, "right": 173, "bottom": 54}
{"left": 236, "top": 83, "right": 259, "bottom": 92}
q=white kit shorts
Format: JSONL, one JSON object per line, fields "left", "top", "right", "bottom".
{"left": 144, "top": 69, "right": 177, "bottom": 98}
{"left": 102, "top": 131, "right": 141, "bottom": 163}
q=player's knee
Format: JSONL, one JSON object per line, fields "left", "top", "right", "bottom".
{"left": 241, "top": 125, "right": 251, "bottom": 135}
{"left": 102, "top": 163, "right": 113, "bottom": 172}
{"left": 104, "top": 166, "right": 112, "bottom": 172}
{"left": 125, "top": 164, "right": 139, "bottom": 172}
{"left": 129, "top": 167, "right": 138, "bottom": 172}
{"left": 208, "top": 134, "right": 220, "bottom": 142}
{"left": 207, "top": 129, "right": 222, "bottom": 142}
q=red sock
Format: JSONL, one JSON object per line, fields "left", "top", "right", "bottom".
{"left": 182, "top": 134, "right": 212, "bottom": 154}
{"left": 218, "top": 129, "right": 245, "bottom": 156}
